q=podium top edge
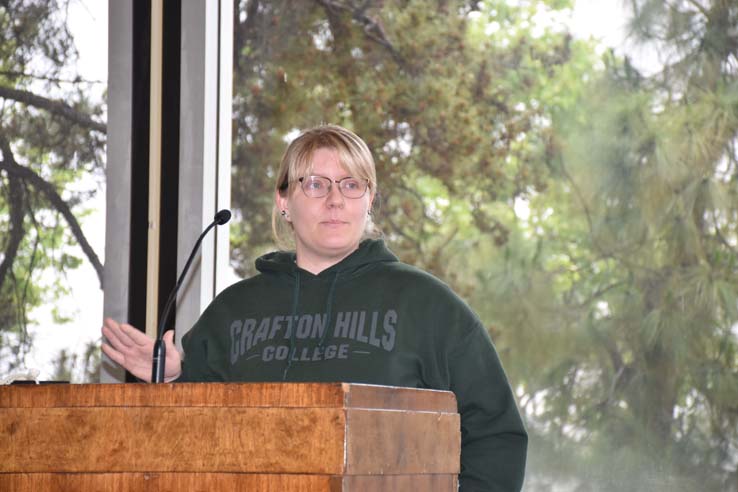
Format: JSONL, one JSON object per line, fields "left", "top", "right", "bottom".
{"left": 0, "top": 382, "right": 458, "bottom": 412}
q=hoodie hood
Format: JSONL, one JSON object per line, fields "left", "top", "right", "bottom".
{"left": 255, "top": 238, "right": 398, "bottom": 280}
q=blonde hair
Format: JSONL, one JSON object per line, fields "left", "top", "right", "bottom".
{"left": 272, "top": 124, "right": 379, "bottom": 250}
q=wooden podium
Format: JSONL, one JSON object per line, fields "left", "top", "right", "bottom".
{"left": 0, "top": 382, "right": 460, "bottom": 491}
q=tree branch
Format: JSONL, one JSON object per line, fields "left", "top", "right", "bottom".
{"left": 0, "top": 69, "right": 105, "bottom": 86}
{"left": 558, "top": 158, "right": 660, "bottom": 275}
{"left": 0, "top": 85, "right": 106, "bottom": 134}
{"left": 683, "top": 0, "right": 709, "bottom": 19}
{"left": 0, "top": 134, "right": 104, "bottom": 288}
{"left": 314, "top": 0, "right": 407, "bottom": 68}
{"left": 0, "top": 167, "right": 25, "bottom": 291}
{"left": 710, "top": 208, "right": 738, "bottom": 257}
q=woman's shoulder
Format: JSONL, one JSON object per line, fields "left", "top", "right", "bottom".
{"left": 372, "top": 261, "right": 476, "bottom": 317}
{"left": 376, "top": 259, "right": 455, "bottom": 292}
{"left": 375, "top": 261, "right": 484, "bottom": 339}
{"left": 200, "top": 272, "right": 279, "bottom": 313}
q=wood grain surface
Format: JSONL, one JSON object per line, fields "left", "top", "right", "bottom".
{"left": 0, "top": 473, "right": 457, "bottom": 492}
{"left": 0, "top": 383, "right": 460, "bottom": 490}
{"left": 346, "top": 409, "right": 460, "bottom": 475}
{"left": 0, "top": 382, "right": 457, "bottom": 411}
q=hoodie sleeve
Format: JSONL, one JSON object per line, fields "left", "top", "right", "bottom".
{"left": 448, "top": 322, "right": 528, "bottom": 492}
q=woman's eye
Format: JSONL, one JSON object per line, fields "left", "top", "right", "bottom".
{"left": 343, "top": 179, "right": 360, "bottom": 190}
{"left": 307, "top": 179, "right": 324, "bottom": 190}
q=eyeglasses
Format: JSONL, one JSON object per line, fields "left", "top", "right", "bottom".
{"left": 298, "top": 175, "right": 369, "bottom": 199}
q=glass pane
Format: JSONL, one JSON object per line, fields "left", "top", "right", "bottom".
{"left": 0, "top": 1, "right": 107, "bottom": 383}
{"left": 229, "top": 1, "right": 737, "bottom": 490}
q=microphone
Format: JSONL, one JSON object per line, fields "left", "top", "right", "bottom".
{"left": 151, "top": 209, "right": 232, "bottom": 383}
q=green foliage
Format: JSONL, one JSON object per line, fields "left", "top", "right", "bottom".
{"left": 0, "top": 0, "right": 105, "bottom": 380}
{"left": 230, "top": 0, "right": 577, "bottom": 278}
{"left": 470, "top": 2, "right": 738, "bottom": 489}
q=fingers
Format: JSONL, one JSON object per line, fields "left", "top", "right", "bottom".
{"left": 103, "top": 317, "right": 152, "bottom": 348}
{"left": 121, "top": 322, "right": 155, "bottom": 346}
{"left": 161, "top": 330, "right": 183, "bottom": 381}
{"left": 163, "top": 329, "right": 176, "bottom": 347}
{"left": 114, "top": 322, "right": 148, "bottom": 348}
{"left": 102, "top": 318, "right": 131, "bottom": 351}
{"left": 101, "top": 342, "right": 125, "bottom": 366}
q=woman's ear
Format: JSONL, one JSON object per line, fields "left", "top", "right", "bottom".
{"left": 275, "top": 189, "right": 290, "bottom": 222}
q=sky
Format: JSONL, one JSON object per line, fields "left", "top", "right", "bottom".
{"left": 569, "top": 0, "right": 660, "bottom": 75}
{"left": 14, "top": 0, "right": 650, "bottom": 381}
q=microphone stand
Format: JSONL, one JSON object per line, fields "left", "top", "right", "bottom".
{"left": 151, "top": 209, "right": 231, "bottom": 383}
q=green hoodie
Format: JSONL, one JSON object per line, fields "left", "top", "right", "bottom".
{"left": 179, "top": 239, "right": 527, "bottom": 491}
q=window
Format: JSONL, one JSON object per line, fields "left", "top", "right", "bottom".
{"left": 0, "top": 0, "right": 107, "bottom": 383}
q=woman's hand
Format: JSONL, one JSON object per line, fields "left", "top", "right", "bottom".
{"left": 101, "top": 318, "right": 182, "bottom": 382}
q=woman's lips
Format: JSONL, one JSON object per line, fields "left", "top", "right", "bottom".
{"left": 321, "top": 219, "right": 348, "bottom": 227}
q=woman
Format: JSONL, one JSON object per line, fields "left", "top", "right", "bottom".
{"left": 102, "top": 124, "right": 527, "bottom": 491}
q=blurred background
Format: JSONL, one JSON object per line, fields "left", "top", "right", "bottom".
{"left": 0, "top": 1, "right": 736, "bottom": 490}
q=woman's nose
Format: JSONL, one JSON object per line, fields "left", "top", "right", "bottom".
{"left": 326, "top": 183, "right": 345, "bottom": 207}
